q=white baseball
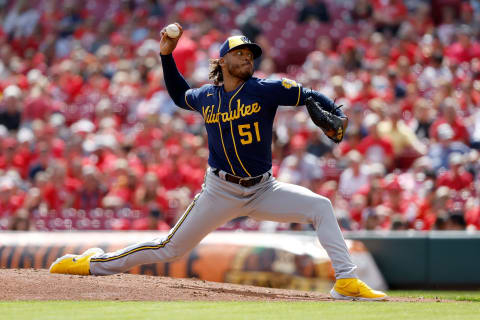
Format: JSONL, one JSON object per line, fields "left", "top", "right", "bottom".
{"left": 165, "top": 24, "right": 180, "bottom": 38}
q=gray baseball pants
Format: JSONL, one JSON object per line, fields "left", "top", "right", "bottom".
{"left": 90, "top": 167, "right": 357, "bottom": 279}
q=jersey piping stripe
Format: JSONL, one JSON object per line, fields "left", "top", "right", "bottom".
{"left": 90, "top": 194, "right": 199, "bottom": 263}
{"left": 295, "top": 86, "right": 301, "bottom": 107}
{"left": 228, "top": 83, "right": 251, "bottom": 177}
{"left": 184, "top": 92, "right": 196, "bottom": 111}
{"left": 216, "top": 91, "right": 236, "bottom": 175}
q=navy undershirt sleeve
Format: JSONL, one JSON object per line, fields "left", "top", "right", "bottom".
{"left": 300, "top": 88, "right": 346, "bottom": 118}
{"left": 160, "top": 54, "right": 191, "bottom": 110}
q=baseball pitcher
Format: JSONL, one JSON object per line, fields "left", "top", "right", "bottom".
{"left": 50, "top": 23, "right": 387, "bottom": 301}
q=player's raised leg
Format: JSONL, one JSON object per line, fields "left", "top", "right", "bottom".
{"left": 247, "top": 179, "right": 387, "bottom": 301}
{"left": 50, "top": 175, "right": 240, "bottom": 276}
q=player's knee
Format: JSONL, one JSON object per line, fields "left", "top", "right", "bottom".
{"left": 311, "top": 195, "right": 335, "bottom": 221}
{"left": 164, "top": 242, "right": 189, "bottom": 261}
{"left": 314, "top": 194, "right": 333, "bottom": 210}
{"left": 321, "top": 194, "right": 332, "bottom": 205}
{"left": 165, "top": 245, "right": 182, "bottom": 261}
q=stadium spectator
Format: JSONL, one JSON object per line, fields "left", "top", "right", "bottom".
{"left": 445, "top": 211, "right": 467, "bottom": 230}
{"left": 411, "top": 98, "right": 435, "bottom": 141}
{"left": 131, "top": 208, "right": 170, "bottom": 231}
{"left": 134, "top": 172, "right": 169, "bottom": 215}
{"left": 445, "top": 25, "right": 480, "bottom": 64}
{"left": 0, "top": 85, "right": 22, "bottom": 131}
{"left": 378, "top": 106, "right": 427, "bottom": 169}
{"left": 297, "top": 0, "right": 330, "bottom": 24}
{"left": 428, "top": 122, "right": 470, "bottom": 171}
{"left": 436, "top": 153, "right": 473, "bottom": 191}
{"left": 74, "top": 165, "right": 106, "bottom": 210}
{"left": 406, "top": 2, "right": 434, "bottom": 36}
{"left": 338, "top": 150, "right": 369, "bottom": 200}
{"left": 381, "top": 176, "right": 418, "bottom": 226}
{"left": 3, "top": 1, "right": 39, "bottom": 38}
{"left": 465, "top": 204, "right": 480, "bottom": 230}
{"left": 357, "top": 113, "right": 394, "bottom": 169}
{"left": 436, "top": 6, "right": 458, "bottom": 45}
{"left": 429, "top": 98, "right": 470, "bottom": 145}
{"left": 350, "top": 0, "right": 373, "bottom": 21}
{"left": 371, "top": 0, "right": 407, "bottom": 37}
{"left": 338, "top": 38, "right": 362, "bottom": 72}
{"left": 417, "top": 53, "right": 452, "bottom": 93}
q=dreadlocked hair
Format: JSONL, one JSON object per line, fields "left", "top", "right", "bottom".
{"left": 209, "top": 58, "right": 223, "bottom": 85}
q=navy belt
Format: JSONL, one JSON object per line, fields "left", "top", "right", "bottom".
{"left": 212, "top": 168, "right": 271, "bottom": 187}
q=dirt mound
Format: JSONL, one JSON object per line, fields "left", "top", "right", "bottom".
{"left": 0, "top": 269, "right": 442, "bottom": 302}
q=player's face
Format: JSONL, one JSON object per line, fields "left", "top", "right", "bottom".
{"left": 225, "top": 47, "right": 254, "bottom": 81}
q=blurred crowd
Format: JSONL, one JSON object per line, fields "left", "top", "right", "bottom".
{"left": 0, "top": 0, "right": 479, "bottom": 232}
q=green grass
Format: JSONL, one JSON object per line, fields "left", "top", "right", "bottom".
{"left": 0, "top": 299, "right": 479, "bottom": 320}
{"left": 388, "top": 290, "right": 480, "bottom": 302}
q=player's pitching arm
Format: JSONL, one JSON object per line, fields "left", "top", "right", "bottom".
{"left": 159, "top": 23, "right": 195, "bottom": 111}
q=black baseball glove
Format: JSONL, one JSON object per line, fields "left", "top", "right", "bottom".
{"left": 305, "top": 96, "right": 346, "bottom": 143}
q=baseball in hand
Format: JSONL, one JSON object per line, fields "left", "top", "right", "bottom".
{"left": 165, "top": 24, "right": 180, "bottom": 38}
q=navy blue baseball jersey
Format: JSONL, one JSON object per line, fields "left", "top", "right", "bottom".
{"left": 181, "top": 77, "right": 302, "bottom": 177}
{"left": 160, "top": 53, "right": 344, "bottom": 178}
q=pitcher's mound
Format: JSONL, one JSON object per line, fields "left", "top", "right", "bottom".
{"left": 0, "top": 269, "right": 427, "bottom": 302}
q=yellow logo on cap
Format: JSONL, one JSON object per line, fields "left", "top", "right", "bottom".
{"left": 228, "top": 36, "right": 250, "bottom": 49}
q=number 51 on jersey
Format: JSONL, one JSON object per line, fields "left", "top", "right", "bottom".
{"left": 238, "top": 122, "right": 261, "bottom": 145}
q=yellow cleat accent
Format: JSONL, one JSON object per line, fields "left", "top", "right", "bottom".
{"left": 49, "top": 248, "right": 104, "bottom": 275}
{"left": 330, "top": 278, "right": 388, "bottom": 301}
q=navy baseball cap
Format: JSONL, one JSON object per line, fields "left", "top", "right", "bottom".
{"left": 219, "top": 35, "right": 262, "bottom": 59}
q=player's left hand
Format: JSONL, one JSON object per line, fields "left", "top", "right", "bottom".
{"left": 305, "top": 97, "right": 346, "bottom": 143}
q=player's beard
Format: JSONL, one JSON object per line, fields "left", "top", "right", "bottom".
{"left": 228, "top": 62, "right": 253, "bottom": 81}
